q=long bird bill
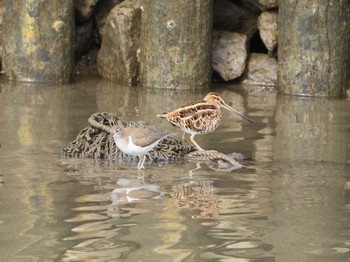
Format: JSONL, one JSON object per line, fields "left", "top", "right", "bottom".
{"left": 222, "top": 103, "right": 255, "bottom": 124}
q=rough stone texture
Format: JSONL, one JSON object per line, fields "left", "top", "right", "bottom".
{"left": 140, "top": 0, "right": 213, "bottom": 89}
{"left": 242, "top": 53, "right": 277, "bottom": 86}
{"left": 74, "top": 0, "right": 99, "bottom": 22}
{"left": 244, "top": 0, "right": 279, "bottom": 10}
{"left": 238, "top": 9, "right": 259, "bottom": 40}
{"left": 212, "top": 31, "right": 248, "bottom": 81}
{"left": 0, "top": 1, "right": 4, "bottom": 69}
{"left": 257, "top": 11, "right": 278, "bottom": 53}
{"left": 278, "top": 1, "right": 350, "bottom": 97}
{"left": 213, "top": 0, "right": 242, "bottom": 31}
{"left": 2, "top": 1, "right": 74, "bottom": 83}
{"left": 97, "top": 0, "right": 141, "bottom": 84}
{"left": 94, "top": 0, "right": 122, "bottom": 41}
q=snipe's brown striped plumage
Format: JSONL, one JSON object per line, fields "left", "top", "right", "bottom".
{"left": 157, "top": 92, "right": 254, "bottom": 150}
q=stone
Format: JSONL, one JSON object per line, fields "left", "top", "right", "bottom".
{"left": 74, "top": 19, "right": 94, "bottom": 61}
{"left": 213, "top": 0, "right": 243, "bottom": 31}
{"left": 238, "top": 9, "right": 259, "bottom": 40}
{"left": 140, "top": 0, "right": 213, "bottom": 89}
{"left": 3, "top": 1, "right": 74, "bottom": 82}
{"left": 0, "top": 1, "right": 4, "bottom": 69}
{"left": 243, "top": 0, "right": 279, "bottom": 10}
{"left": 242, "top": 53, "right": 277, "bottom": 86}
{"left": 75, "top": 47, "right": 99, "bottom": 77}
{"left": 74, "top": 0, "right": 99, "bottom": 22}
{"left": 94, "top": 0, "right": 123, "bottom": 41}
{"left": 257, "top": 11, "right": 278, "bottom": 53}
{"left": 212, "top": 31, "right": 248, "bottom": 81}
{"left": 278, "top": 1, "right": 350, "bottom": 97}
{"left": 97, "top": 0, "right": 141, "bottom": 84}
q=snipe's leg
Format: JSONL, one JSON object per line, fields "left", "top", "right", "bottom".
{"left": 182, "top": 132, "right": 186, "bottom": 141}
{"left": 137, "top": 155, "right": 146, "bottom": 169}
{"left": 190, "top": 134, "right": 204, "bottom": 151}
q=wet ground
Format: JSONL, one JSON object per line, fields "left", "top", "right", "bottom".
{"left": 0, "top": 77, "right": 349, "bottom": 261}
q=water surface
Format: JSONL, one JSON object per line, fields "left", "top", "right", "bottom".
{"left": 0, "top": 78, "right": 349, "bottom": 261}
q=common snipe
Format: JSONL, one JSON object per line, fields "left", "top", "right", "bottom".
{"left": 157, "top": 92, "right": 254, "bottom": 150}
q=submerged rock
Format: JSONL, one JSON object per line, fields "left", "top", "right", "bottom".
{"left": 186, "top": 150, "right": 244, "bottom": 172}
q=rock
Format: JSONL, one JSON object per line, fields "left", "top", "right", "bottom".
{"left": 75, "top": 47, "right": 99, "bottom": 77}
{"left": 94, "top": 0, "right": 123, "bottom": 42}
{"left": 0, "top": 1, "right": 4, "bottom": 69}
{"left": 139, "top": 1, "right": 213, "bottom": 89}
{"left": 74, "top": 19, "right": 94, "bottom": 61}
{"left": 74, "top": 0, "right": 99, "bottom": 22}
{"left": 242, "top": 53, "right": 277, "bottom": 86}
{"left": 238, "top": 9, "right": 259, "bottom": 39}
{"left": 213, "top": 0, "right": 243, "bottom": 31}
{"left": 257, "top": 11, "right": 278, "bottom": 53}
{"left": 3, "top": 1, "right": 74, "bottom": 82}
{"left": 212, "top": 31, "right": 248, "bottom": 81}
{"left": 97, "top": 0, "right": 141, "bottom": 84}
{"left": 243, "top": 0, "right": 279, "bottom": 10}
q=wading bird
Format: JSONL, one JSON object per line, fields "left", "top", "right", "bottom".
{"left": 157, "top": 92, "right": 254, "bottom": 150}
{"left": 111, "top": 126, "right": 170, "bottom": 169}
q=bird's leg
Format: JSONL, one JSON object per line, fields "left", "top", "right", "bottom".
{"left": 190, "top": 134, "right": 204, "bottom": 151}
{"left": 182, "top": 132, "right": 186, "bottom": 141}
{"left": 137, "top": 155, "right": 146, "bottom": 169}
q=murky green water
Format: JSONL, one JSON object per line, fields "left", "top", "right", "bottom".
{"left": 0, "top": 78, "right": 349, "bottom": 262}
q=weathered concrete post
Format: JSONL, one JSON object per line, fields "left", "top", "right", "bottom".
{"left": 278, "top": 1, "right": 350, "bottom": 97}
{"left": 2, "top": 1, "right": 74, "bottom": 83}
{"left": 140, "top": 0, "right": 213, "bottom": 89}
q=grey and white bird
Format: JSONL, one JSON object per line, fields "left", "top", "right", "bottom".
{"left": 111, "top": 126, "right": 170, "bottom": 169}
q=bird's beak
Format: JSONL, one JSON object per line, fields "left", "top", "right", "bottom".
{"left": 156, "top": 113, "right": 167, "bottom": 119}
{"left": 222, "top": 103, "right": 255, "bottom": 124}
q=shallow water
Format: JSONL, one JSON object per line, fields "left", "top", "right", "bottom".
{"left": 0, "top": 78, "right": 349, "bottom": 262}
